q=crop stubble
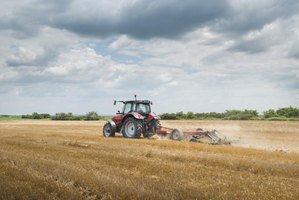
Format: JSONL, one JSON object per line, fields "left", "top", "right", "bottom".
{"left": 0, "top": 120, "right": 298, "bottom": 200}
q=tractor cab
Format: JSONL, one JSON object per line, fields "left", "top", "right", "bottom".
{"left": 121, "top": 100, "right": 152, "bottom": 115}
{"left": 113, "top": 100, "right": 154, "bottom": 126}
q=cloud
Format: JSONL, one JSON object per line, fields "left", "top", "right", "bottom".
{"left": 50, "top": 0, "right": 231, "bottom": 39}
{"left": 6, "top": 46, "right": 37, "bottom": 66}
{"left": 216, "top": 0, "right": 299, "bottom": 36}
{"left": 0, "top": 68, "right": 19, "bottom": 82}
{"left": 1, "top": 0, "right": 298, "bottom": 44}
{"left": 288, "top": 41, "right": 299, "bottom": 59}
{"left": 49, "top": 0, "right": 299, "bottom": 41}
{"left": 227, "top": 21, "right": 279, "bottom": 54}
{"left": 2, "top": 27, "right": 79, "bottom": 69}
{"left": 0, "top": 0, "right": 299, "bottom": 114}
{"left": 44, "top": 47, "right": 182, "bottom": 91}
{"left": 2, "top": 0, "right": 298, "bottom": 41}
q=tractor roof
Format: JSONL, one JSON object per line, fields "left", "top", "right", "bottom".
{"left": 114, "top": 99, "right": 152, "bottom": 105}
{"left": 124, "top": 100, "right": 152, "bottom": 104}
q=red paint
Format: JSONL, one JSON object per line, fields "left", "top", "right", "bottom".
{"left": 147, "top": 112, "right": 158, "bottom": 121}
{"left": 131, "top": 112, "right": 145, "bottom": 120}
{"left": 112, "top": 114, "right": 123, "bottom": 126}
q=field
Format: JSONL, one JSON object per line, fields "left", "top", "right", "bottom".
{"left": 0, "top": 120, "right": 298, "bottom": 200}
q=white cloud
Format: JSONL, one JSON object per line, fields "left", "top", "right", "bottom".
{"left": 0, "top": 68, "right": 19, "bottom": 81}
{"left": 45, "top": 48, "right": 102, "bottom": 76}
{"left": 7, "top": 46, "right": 38, "bottom": 66}
{"left": 109, "top": 35, "right": 137, "bottom": 50}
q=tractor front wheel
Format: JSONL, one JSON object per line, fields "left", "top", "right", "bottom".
{"left": 122, "top": 117, "right": 142, "bottom": 138}
{"left": 103, "top": 121, "right": 116, "bottom": 137}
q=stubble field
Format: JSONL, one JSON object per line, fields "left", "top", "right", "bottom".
{"left": 0, "top": 120, "right": 298, "bottom": 200}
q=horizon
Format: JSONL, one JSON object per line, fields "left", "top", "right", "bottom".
{"left": 1, "top": 105, "right": 297, "bottom": 116}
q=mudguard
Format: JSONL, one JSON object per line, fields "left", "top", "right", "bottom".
{"left": 112, "top": 114, "right": 123, "bottom": 126}
{"left": 120, "top": 113, "right": 144, "bottom": 134}
{"left": 103, "top": 120, "right": 117, "bottom": 137}
{"left": 120, "top": 112, "right": 144, "bottom": 130}
{"left": 147, "top": 112, "right": 158, "bottom": 121}
{"left": 128, "top": 112, "right": 145, "bottom": 120}
{"left": 106, "top": 120, "right": 116, "bottom": 131}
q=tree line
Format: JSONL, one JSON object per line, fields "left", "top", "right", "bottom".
{"left": 21, "top": 112, "right": 107, "bottom": 121}
{"left": 159, "top": 106, "right": 299, "bottom": 120}
{"left": 14, "top": 106, "right": 299, "bottom": 121}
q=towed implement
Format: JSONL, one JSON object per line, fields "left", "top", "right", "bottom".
{"left": 103, "top": 96, "right": 229, "bottom": 145}
{"left": 156, "top": 127, "right": 230, "bottom": 144}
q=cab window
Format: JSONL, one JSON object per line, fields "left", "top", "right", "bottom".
{"left": 123, "top": 103, "right": 133, "bottom": 114}
{"left": 136, "top": 103, "right": 150, "bottom": 114}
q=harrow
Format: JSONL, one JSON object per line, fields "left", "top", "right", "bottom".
{"left": 156, "top": 126, "right": 230, "bottom": 145}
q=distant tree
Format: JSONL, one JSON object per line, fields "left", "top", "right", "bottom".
{"left": 84, "top": 111, "right": 100, "bottom": 121}
{"left": 224, "top": 109, "right": 258, "bottom": 120}
{"left": 40, "top": 113, "right": 51, "bottom": 119}
{"left": 159, "top": 113, "right": 179, "bottom": 120}
{"left": 52, "top": 113, "right": 64, "bottom": 120}
{"left": 159, "top": 107, "right": 298, "bottom": 121}
{"left": 243, "top": 109, "right": 258, "bottom": 117}
{"left": 52, "top": 113, "right": 75, "bottom": 120}
{"left": 176, "top": 111, "right": 185, "bottom": 119}
{"left": 194, "top": 113, "right": 204, "bottom": 119}
{"left": 208, "top": 112, "right": 225, "bottom": 119}
{"left": 263, "top": 109, "right": 277, "bottom": 118}
{"left": 21, "top": 114, "right": 32, "bottom": 119}
{"left": 276, "top": 106, "right": 299, "bottom": 118}
{"left": 21, "top": 112, "right": 51, "bottom": 119}
{"left": 32, "top": 112, "right": 42, "bottom": 119}
{"left": 186, "top": 112, "right": 195, "bottom": 119}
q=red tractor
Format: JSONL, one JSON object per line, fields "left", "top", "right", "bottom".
{"left": 103, "top": 96, "right": 230, "bottom": 144}
{"left": 103, "top": 96, "right": 161, "bottom": 138}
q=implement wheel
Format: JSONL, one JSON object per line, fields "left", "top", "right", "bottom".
{"left": 170, "top": 129, "right": 184, "bottom": 141}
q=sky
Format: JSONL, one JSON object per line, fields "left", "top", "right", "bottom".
{"left": 0, "top": 0, "right": 299, "bottom": 115}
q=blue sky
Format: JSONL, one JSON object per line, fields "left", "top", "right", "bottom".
{"left": 0, "top": 0, "right": 299, "bottom": 115}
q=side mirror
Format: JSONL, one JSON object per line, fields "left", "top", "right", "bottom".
{"left": 114, "top": 100, "right": 116, "bottom": 105}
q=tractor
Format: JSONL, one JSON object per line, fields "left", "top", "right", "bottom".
{"left": 103, "top": 96, "right": 161, "bottom": 138}
{"left": 103, "top": 96, "right": 230, "bottom": 144}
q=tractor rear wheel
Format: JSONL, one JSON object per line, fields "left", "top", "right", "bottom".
{"left": 122, "top": 117, "right": 142, "bottom": 138}
{"left": 170, "top": 129, "right": 184, "bottom": 141}
{"left": 103, "top": 121, "right": 116, "bottom": 137}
